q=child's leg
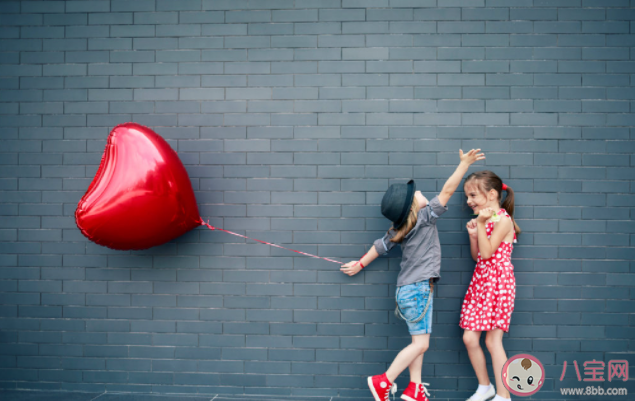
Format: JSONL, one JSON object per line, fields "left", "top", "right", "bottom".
{"left": 408, "top": 353, "right": 424, "bottom": 384}
{"left": 385, "top": 334, "right": 429, "bottom": 382}
{"left": 463, "top": 330, "right": 490, "bottom": 386}
{"left": 485, "top": 329, "right": 509, "bottom": 398}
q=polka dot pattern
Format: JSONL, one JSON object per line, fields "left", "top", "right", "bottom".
{"left": 459, "top": 209, "right": 516, "bottom": 333}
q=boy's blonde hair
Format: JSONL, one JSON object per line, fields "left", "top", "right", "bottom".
{"left": 390, "top": 196, "right": 419, "bottom": 243}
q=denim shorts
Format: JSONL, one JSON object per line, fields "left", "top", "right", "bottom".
{"left": 395, "top": 280, "right": 434, "bottom": 335}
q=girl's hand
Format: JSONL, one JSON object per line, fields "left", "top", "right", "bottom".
{"left": 340, "top": 261, "right": 363, "bottom": 276}
{"left": 459, "top": 148, "right": 486, "bottom": 166}
{"left": 477, "top": 207, "right": 496, "bottom": 223}
{"left": 466, "top": 219, "right": 478, "bottom": 237}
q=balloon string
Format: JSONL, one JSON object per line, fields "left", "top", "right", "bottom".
{"left": 200, "top": 221, "right": 342, "bottom": 264}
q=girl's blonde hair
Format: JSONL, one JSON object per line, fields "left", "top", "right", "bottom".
{"left": 389, "top": 196, "right": 419, "bottom": 243}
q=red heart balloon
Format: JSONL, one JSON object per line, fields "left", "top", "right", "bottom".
{"left": 76, "top": 123, "right": 202, "bottom": 250}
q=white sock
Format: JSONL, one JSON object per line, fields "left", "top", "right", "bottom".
{"left": 492, "top": 395, "right": 510, "bottom": 401}
{"left": 476, "top": 383, "right": 492, "bottom": 394}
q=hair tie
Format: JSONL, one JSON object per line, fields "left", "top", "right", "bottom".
{"left": 502, "top": 183, "right": 508, "bottom": 191}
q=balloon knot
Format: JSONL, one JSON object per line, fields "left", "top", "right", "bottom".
{"left": 202, "top": 220, "right": 216, "bottom": 230}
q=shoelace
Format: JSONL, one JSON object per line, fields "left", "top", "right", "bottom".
{"left": 420, "top": 383, "right": 430, "bottom": 398}
{"left": 384, "top": 383, "right": 398, "bottom": 401}
{"left": 413, "top": 383, "right": 431, "bottom": 399}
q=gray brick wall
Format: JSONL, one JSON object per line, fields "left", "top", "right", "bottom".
{"left": 1, "top": 0, "right": 634, "bottom": 399}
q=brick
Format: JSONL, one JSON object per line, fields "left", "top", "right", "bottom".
{"left": 44, "top": 14, "right": 88, "bottom": 25}
{"left": 342, "top": 100, "right": 387, "bottom": 113}
{"left": 320, "top": 87, "right": 364, "bottom": 100}
{"left": 180, "top": 88, "right": 224, "bottom": 100}
{"left": 294, "top": 48, "right": 340, "bottom": 62}
{"left": 318, "top": 35, "right": 364, "bottom": 49}
{"left": 559, "top": 61, "right": 605, "bottom": 73}
{"left": 156, "top": 0, "right": 201, "bottom": 11}
{"left": 224, "top": 62, "right": 270, "bottom": 74}
{"left": 319, "top": 9, "right": 365, "bottom": 22}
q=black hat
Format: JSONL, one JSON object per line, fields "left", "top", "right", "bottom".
{"left": 381, "top": 180, "right": 416, "bottom": 229}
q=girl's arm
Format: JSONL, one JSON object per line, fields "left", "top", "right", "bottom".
{"left": 438, "top": 149, "right": 485, "bottom": 207}
{"left": 469, "top": 236, "right": 479, "bottom": 261}
{"left": 475, "top": 208, "right": 513, "bottom": 260}
{"left": 466, "top": 219, "right": 479, "bottom": 261}
{"left": 340, "top": 245, "right": 380, "bottom": 276}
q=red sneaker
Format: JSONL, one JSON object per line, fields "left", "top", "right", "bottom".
{"left": 401, "top": 381, "right": 430, "bottom": 401}
{"left": 368, "top": 373, "right": 397, "bottom": 401}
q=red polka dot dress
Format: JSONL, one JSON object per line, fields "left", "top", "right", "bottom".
{"left": 460, "top": 209, "right": 517, "bottom": 333}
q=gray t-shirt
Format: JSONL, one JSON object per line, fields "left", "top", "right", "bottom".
{"left": 373, "top": 195, "right": 448, "bottom": 287}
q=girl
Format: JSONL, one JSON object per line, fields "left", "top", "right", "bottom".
{"left": 460, "top": 171, "right": 521, "bottom": 401}
{"left": 341, "top": 149, "right": 485, "bottom": 401}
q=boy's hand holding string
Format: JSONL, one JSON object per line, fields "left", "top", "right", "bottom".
{"left": 340, "top": 149, "right": 485, "bottom": 276}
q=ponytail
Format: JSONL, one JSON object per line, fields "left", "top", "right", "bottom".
{"left": 502, "top": 185, "right": 521, "bottom": 235}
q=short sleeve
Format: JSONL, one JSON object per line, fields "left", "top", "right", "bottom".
{"left": 417, "top": 195, "right": 449, "bottom": 225}
{"left": 373, "top": 230, "right": 398, "bottom": 255}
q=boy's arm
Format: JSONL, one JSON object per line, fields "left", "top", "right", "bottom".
{"left": 340, "top": 245, "right": 380, "bottom": 276}
{"left": 360, "top": 245, "right": 380, "bottom": 267}
{"left": 437, "top": 162, "right": 470, "bottom": 207}
{"left": 437, "top": 149, "right": 485, "bottom": 207}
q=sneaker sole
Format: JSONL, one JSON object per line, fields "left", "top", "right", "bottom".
{"left": 401, "top": 395, "right": 416, "bottom": 401}
{"left": 368, "top": 377, "right": 382, "bottom": 401}
{"left": 467, "top": 392, "right": 496, "bottom": 401}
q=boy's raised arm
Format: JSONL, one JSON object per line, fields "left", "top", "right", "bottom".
{"left": 437, "top": 149, "right": 485, "bottom": 207}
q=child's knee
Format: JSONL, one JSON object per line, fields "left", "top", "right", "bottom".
{"left": 412, "top": 339, "right": 429, "bottom": 354}
{"left": 463, "top": 332, "right": 479, "bottom": 349}
{"left": 417, "top": 342, "right": 429, "bottom": 354}
{"left": 485, "top": 334, "right": 500, "bottom": 351}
